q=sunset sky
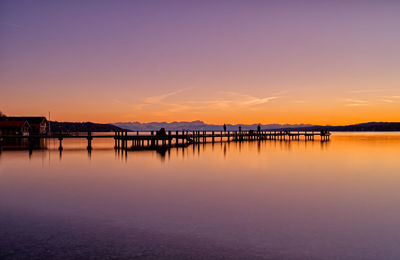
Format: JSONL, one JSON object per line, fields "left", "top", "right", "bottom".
{"left": 1, "top": 0, "right": 399, "bottom": 125}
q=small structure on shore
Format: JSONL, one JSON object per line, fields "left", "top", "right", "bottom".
{"left": 0, "top": 120, "right": 30, "bottom": 136}
{"left": 0, "top": 116, "right": 48, "bottom": 135}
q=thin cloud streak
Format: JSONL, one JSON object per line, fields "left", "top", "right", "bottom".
{"left": 243, "top": 97, "right": 278, "bottom": 105}
{"left": 134, "top": 90, "right": 285, "bottom": 114}
{"left": 344, "top": 98, "right": 368, "bottom": 107}
{"left": 381, "top": 99, "right": 394, "bottom": 103}
{"left": 134, "top": 88, "right": 191, "bottom": 110}
{"left": 0, "top": 22, "right": 25, "bottom": 30}
{"left": 345, "top": 103, "right": 367, "bottom": 107}
{"left": 345, "top": 99, "right": 368, "bottom": 103}
{"left": 144, "top": 88, "right": 191, "bottom": 104}
{"left": 347, "top": 89, "right": 394, "bottom": 93}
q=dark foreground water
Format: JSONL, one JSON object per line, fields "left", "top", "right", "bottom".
{"left": 1, "top": 133, "right": 400, "bottom": 259}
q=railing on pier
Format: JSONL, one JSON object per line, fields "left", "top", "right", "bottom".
{"left": 0, "top": 130, "right": 331, "bottom": 151}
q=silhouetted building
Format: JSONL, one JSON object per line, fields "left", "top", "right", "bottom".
{"left": 0, "top": 117, "right": 47, "bottom": 135}
{"left": 0, "top": 120, "right": 30, "bottom": 136}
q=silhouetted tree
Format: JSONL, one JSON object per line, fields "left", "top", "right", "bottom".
{"left": 223, "top": 123, "right": 226, "bottom": 132}
{"left": 0, "top": 111, "right": 6, "bottom": 117}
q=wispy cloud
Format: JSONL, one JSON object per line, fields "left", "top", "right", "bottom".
{"left": 380, "top": 99, "right": 394, "bottom": 103}
{"left": 345, "top": 103, "right": 367, "bottom": 107}
{"left": 382, "top": 95, "right": 400, "bottom": 99}
{"left": 344, "top": 98, "right": 368, "bottom": 107}
{"left": 345, "top": 99, "right": 368, "bottom": 103}
{"left": 134, "top": 88, "right": 191, "bottom": 110}
{"left": 380, "top": 95, "right": 400, "bottom": 104}
{"left": 144, "top": 88, "right": 190, "bottom": 104}
{"left": 216, "top": 90, "right": 283, "bottom": 106}
{"left": 243, "top": 96, "right": 278, "bottom": 105}
{"left": 133, "top": 89, "right": 285, "bottom": 114}
{"left": 347, "top": 89, "right": 394, "bottom": 93}
{"left": 0, "top": 22, "right": 24, "bottom": 30}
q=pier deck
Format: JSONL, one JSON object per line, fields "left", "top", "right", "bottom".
{"left": 0, "top": 130, "right": 331, "bottom": 151}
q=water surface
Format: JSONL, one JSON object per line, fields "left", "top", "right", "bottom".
{"left": 1, "top": 133, "right": 399, "bottom": 259}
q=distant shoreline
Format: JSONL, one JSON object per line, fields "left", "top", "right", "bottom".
{"left": 50, "top": 121, "right": 400, "bottom": 132}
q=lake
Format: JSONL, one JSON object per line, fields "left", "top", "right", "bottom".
{"left": 1, "top": 133, "right": 399, "bottom": 259}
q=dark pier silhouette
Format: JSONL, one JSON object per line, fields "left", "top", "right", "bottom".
{"left": 0, "top": 130, "right": 331, "bottom": 151}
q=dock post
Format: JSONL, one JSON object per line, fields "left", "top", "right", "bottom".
{"left": 150, "top": 131, "right": 154, "bottom": 147}
{"left": 58, "top": 136, "right": 63, "bottom": 151}
{"left": 121, "top": 132, "right": 125, "bottom": 150}
{"left": 176, "top": 131, "right": 179, "bottom": 146}
{"left": 212, "top": 131, "right": 215, "bottom": 143}
{"left": 227, "top": 131, "right": 230, "bottom": 142}
{"left": 87, "top": 131, "right": 93, "bottom": 150}
{"left": 122, "top": 131, "right": 126, "bottom": 149}
{"left": 220, "top": 131, "right": 223, "bottom": 142}
{"left": 27, "top": 136, "right": 33, "bottom": 151}
{"left": 168, "top": 131, "right": 172, "bottom": 146}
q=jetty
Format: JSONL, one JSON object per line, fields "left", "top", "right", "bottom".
{"left": 0, "top": 130, "right": 331, "bottom": 151}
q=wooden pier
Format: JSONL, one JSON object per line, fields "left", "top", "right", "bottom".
{"left": 0, "top": 130, "right": 331, "bottom": 151}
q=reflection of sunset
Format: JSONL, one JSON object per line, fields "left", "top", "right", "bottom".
{"left": 1, "top": 133, "right": 400, "bottom": 259}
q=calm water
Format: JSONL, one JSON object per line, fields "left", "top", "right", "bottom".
{"left": 1, "top": 133, "right": 400, "bottom": 259}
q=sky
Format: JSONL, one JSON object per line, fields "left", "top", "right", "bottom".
{"left": 1, "top": 0, "right": 400, "bottom": 125}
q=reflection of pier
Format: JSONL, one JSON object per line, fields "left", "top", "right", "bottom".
{"left": 0, "top": 130, "right": 330, "bottom": 151}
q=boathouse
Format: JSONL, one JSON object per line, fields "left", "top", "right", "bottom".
{"left": 0, "top": 117, "right": 48, "bottom": 135}
{"left": 0, "top": 120, "right": 31, "bottom": 136}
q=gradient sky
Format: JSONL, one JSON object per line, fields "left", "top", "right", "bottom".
{"left": 1, "top": 0, "right": 399, "bottom": 124}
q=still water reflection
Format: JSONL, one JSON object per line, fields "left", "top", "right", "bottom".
{"left": 1, "top": 133, "right": 400, "bottom": 259}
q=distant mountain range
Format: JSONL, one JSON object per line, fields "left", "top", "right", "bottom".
{"left": 112, "top": 121, "right": 314, "bottom": 131}
{"left": 113, "top": 121, "right": 400, "bottom": 132}
{"left": 280, "top": 122, "right": 400, "bottom": 132}
{"left": 49, "top": 121, "right": 400, "bottom": 132}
